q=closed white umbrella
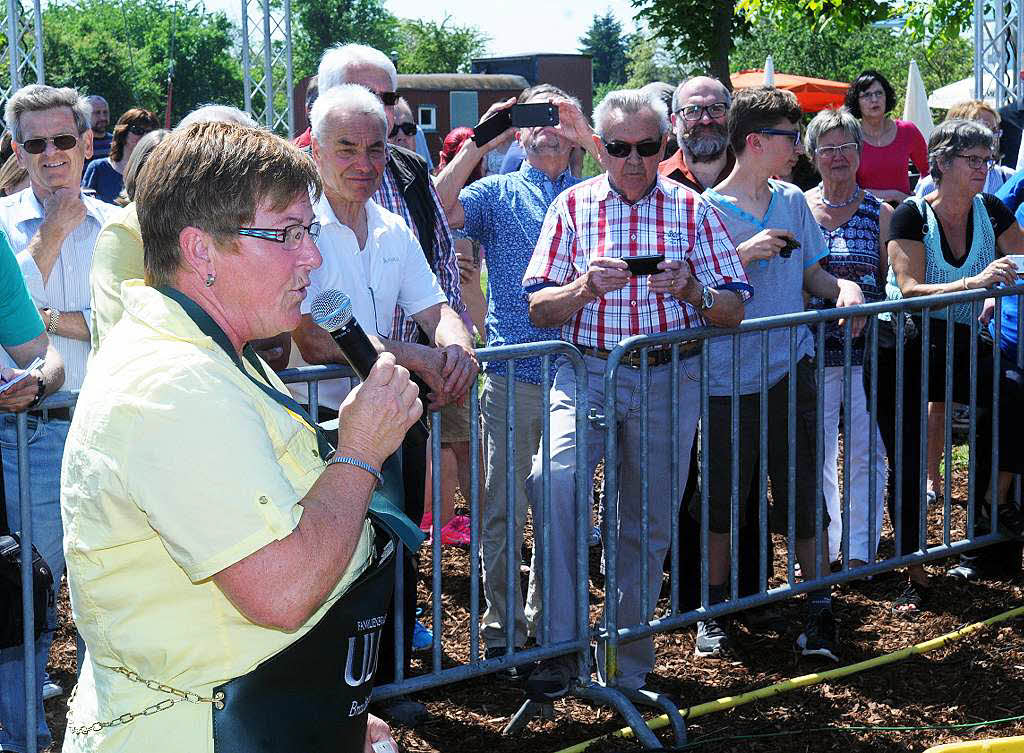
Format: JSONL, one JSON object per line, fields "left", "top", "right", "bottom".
{"left": 764, "top": 56, "right": 775, "bottom": 86}
{"left": 902, "top": 59, "right": 934, "bottom": 141}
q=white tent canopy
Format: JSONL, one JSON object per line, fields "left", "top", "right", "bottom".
{"left": 927, "top": 78, "right": 996, "bottom": 109}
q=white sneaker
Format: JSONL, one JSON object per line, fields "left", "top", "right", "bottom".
{"left": 42, "top": 679, "right": 63, "bottom": 700}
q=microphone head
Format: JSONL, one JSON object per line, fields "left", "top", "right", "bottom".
{"left": 311, "top": 289, "right": 354, "bottom": 332}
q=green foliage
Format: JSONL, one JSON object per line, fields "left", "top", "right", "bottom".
{"left": 29, "top": 0, "right": 242, "bottom": 124}
{"left": 291, "top": 0, "right": 400, "bottom": 79}
{"left": 395, "top": 16, "right": 490, "bottom": 74}
{"left": 731, "top": 20, "right": 972, "bottom": 110}
{"left": 631, "top": 0, "right": 743, "bottom": 81}
{"left": 579, "top": 10, "right": 630, "bottom": 87}
{"left": 624, "top": 27, "right": 694, "bottom": 89}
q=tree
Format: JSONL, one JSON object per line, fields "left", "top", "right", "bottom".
{"left": 35, "top": 0, "right": 242, "bottom": 125}
{"left": 579, "top": 11, "right": 630, "bottom": 88}
{"left": 623, "top": 26, "right": 693, "bottom": 89}
{"left": 731, "top": 19, "right": 972, "bottom": 108}
{"left": 630, "top": 0, "right": 974, "bottom": 87}
{"left": 290, "top": 0, "right": 400, "bottom": 80}
{"left": 395, "top": 16, "right": 490, "bottom": 74}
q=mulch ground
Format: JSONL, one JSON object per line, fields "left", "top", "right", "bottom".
{"left": 42, "top": 456, "right": 1024, "bottom": 753}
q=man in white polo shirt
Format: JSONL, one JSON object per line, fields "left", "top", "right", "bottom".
{"left": 293, "top": 83, "right": 477, "bottom": 409}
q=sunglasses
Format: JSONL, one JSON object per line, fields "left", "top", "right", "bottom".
{"left": 602, "top": 139, "right": 662, "bottom": 158}
{"left": 389, "top": 122, "right": 416, "bottom": 138}
{"left": 19, "top": 134, "right": 78, "bottom": 154}
{"left": 127, "top": 124, "right": 152, "bottom": 136}
{"left": 370, "top": 90, "right": 399, "bottom": 107}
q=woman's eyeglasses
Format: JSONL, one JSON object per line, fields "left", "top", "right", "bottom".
{"left": 389, "top": 122, "right": 416, "bottom": 138}
{"left": 859, "top": 90, "right": 886, "bottom": 101}
{"left": 602, "top": 139, "right": 662, "bottom": 158}
{"left": 954, "top": 154, "right": 996, "bottom": 170}
{"left": 19, "top": 134, "right": 78, "bottom": 154}
{"left": 815, "top": 142, "right": 859, "bottom": 158}
{"left": 238, "top": 222, "right": 321, "bottom": 250}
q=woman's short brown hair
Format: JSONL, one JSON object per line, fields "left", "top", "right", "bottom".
{"left": 136, "top": 121, "right": 322, "bottom": 287}
{"left": 109, "top": 108, "right": 161, "bottom": 162}
{"left": 728, "top": 86, "right": 803, "bottom": 155}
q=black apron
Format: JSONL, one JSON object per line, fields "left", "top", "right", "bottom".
{"left": 155, "top": 287, "right": 424, "bottom": 753}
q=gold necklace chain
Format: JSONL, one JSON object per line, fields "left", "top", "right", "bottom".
{"left": 66, "top": 667, "right": 225, "bottom": 736}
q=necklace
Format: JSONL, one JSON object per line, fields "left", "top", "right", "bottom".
{"left": 819, "top": 183, "right": 861, "bottom": 209}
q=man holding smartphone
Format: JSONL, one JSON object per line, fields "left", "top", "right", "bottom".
{"left": 522, "top": 89, "right": 750, "bottom": 699}
{"left": 438, "top": 84, "right": 597, "bottom": 674}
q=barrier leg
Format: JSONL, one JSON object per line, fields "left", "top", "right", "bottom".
{"left": 575, "top": 684, "right": 662, "bottom": 749}
{"left": 502, "top": 699, "right": 555, "bottom": 736}
{"left": 621, "top": 687, "right": 687, "bottom": 747}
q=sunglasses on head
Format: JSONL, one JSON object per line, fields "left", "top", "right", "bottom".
{"left": 389, "top": 122, "right": 416, "bottom": 138}
{"left": 19, "top": 134, "right": 78, "bottom": 154}
{"left": 602, "top": 139, "right": 662, "bottom": 159}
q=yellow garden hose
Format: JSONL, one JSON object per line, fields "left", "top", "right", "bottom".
{"left": 552, "top": 604, "right": 1024, "bottom": 753}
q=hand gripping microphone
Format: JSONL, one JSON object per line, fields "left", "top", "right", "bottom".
{"left": 310, "top": 289, "right": 428, "bottom": 444}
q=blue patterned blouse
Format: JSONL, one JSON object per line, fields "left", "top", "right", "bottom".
{"left": 809, "top": 191, "right": 885, "bottom": 367}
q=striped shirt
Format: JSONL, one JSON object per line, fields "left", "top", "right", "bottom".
{"left": 374, "top": 150, "right": 464, "bottom": 343}
{"left": 523, "top": 174, "right": 751, "bottom": 351}
{"left": 0, "top": 187, "right": 115, "bottom": 390}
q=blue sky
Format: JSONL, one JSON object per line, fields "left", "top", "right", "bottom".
{"left": 204, "top": 0, "right": 639, "bottom": 56}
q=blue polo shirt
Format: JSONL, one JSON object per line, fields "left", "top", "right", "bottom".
{"left": 459, "top": 161, "right": 578, "bottom": 384}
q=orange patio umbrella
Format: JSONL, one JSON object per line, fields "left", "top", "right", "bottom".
{"left": 731, "top": 69, "right": 850, "bottom": 113}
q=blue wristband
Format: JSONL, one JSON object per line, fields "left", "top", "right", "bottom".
{"left": 327, "top": 455, "right": 383, "bottom": 488}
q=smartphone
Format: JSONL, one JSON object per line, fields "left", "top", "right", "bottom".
{"left": 624, "top": 254, "right": 665, "bottom": 275}
{"left": 1005, "top": 254, "right": 1024, "bottom": 274}
{"left": 472, "top": 103, "right": 559, "bottom": 147}
{"left": 778, "top": 237, "right": 801, "bottom": 259}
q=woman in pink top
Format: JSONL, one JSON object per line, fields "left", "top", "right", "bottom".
{"left": 846, "top": 69, "right": 929, "bottom": 201}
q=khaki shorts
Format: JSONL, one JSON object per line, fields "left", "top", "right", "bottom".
{"left": 440, "top": 399, "right": 473, "bottom": 443}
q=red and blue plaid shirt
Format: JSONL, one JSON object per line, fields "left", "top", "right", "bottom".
{"left": 523, "top": 174, "right": 751, "bottom": 351}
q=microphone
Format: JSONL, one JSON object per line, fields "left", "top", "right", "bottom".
{"left": 311, "top": 289, "right": 428, "bottom": 445}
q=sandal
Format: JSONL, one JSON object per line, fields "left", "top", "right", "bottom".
{"left": 892, "top": 579, "right": 929, "bottom": 614}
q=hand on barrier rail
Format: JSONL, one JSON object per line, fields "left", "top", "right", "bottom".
{"left": 337, "top": 353, "right": 422, "bottom": 468}
{"left": 834, "top": 278, "right": 866, "bottom": 337}
{"left": 583, "top": 257, "right": 631, "bottom": 299}
{"left": 969, "top": 257, "right": 1020, "bottom": 291}
{"left": 439, "top": 343, "right": 479, "bottom": 403}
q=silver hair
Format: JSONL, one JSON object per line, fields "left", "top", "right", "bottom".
{"left": 86, "top": 94, "right": 108, "bottom": 106}
{"left": 176, "top": 104, "right": 259, "bottom": 130}
{"left": 927, "top": 119, "right": 995, "bottom": 186}
{"left": 318, "top": 43, "right": 397, "bottom": 91}
{"left": 5, "top": 85, "right": 91, "bottom": 143}
{"left": 593, "top": 88, "right": 670, "bottom": 140}
{"left": 310, "top": 83, "right": 387, "bottom": 143}
{"left": 805, "top": 107, "right": 862, "bottom": 157}
{"left": 671, "top": 76, "right": 732, "bottom": 115}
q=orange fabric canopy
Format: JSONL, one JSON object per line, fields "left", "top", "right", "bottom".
{"left": 731, "top": 70, "right": 850, "bottom": 113}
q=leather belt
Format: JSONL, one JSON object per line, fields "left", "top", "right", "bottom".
{"left": 581, "top": 341, "right": 702, "bottom": 368}
{"left": 27, "top": 407, "right": 72, "bottom": 422}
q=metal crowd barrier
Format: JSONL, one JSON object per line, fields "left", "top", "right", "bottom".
{"left": 4, "top": 285, "right": 1022, "bottom": 752}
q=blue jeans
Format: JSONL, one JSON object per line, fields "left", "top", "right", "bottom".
{"left": 0, "top": 414, "right": 69, "bottom": 752}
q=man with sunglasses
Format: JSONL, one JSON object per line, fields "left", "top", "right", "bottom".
{"left": 0, "top": 83, "right": 115, "bottom": 752}
{"left": 659, "top": 76, "right": 735, "bottom": 194}
{"left": 697, "top": 87, "right": 864, "bottom": 663}
{"left": 521, "top": 89, "right": 750, "bottom": 700}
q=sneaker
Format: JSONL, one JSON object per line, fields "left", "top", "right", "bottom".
{"left": 525, "top": 655, "right": 576, "bottom": 701}
{"left": 947, "top": 555, "right": 982, "bottom": 581}
{"left": 439, "top": 517, "right": 471, "bottom": 547}
{"left": 588, "top": 525, "right": 602, "bottom": 548}
{"left": 42, "top": 679, "right": 63, "bottom": 701}
{"left": 412, "top": 619, "right": 433, "bottom": 653}
{"left": 694, "top": 617, "right": 733, "bottom": 658}
{"left": 373, "top": 696, "right": 428, "bottom": 727}
{"left": 484, "top": 645, "right": 527, "bottom": 680}
{"left": 796, "top": 610, "right": 839, "bottom": 661}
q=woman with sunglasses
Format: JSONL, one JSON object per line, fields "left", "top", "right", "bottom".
{"left": 869, "top": 118, "right": 1024, "bottom": 612}
{"left": 81, "top": 107, "right": 159, "bottom": 204}
{"left": 845, "top": 70, "right": 928, "bottom": 203}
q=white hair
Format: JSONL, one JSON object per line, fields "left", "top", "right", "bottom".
{"left": 593, "top": 88, "right": 670, "bottom": 140}
{"left": 318, "top": 43, "right": 397, "bottom": 91}
{"left": 176, "top": 104, "right": 259, "bottom": 130}
{"left": 5, "top": 85, "right": 92, "bottom": 143}
{"left": 86, "top": 94, "right": 108, "bottom": 106}
{"left": 310, "top": 84, "right": 387, "bottom": 143}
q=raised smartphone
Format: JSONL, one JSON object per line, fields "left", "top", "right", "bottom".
{"left": 472, "top": 103, "right": 559, "bottom": 147}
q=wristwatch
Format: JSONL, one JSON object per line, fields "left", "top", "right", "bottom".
{"left": 699, "top": 285, "right": 716, "bottom": 312}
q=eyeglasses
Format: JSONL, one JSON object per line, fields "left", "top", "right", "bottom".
{"left": 238, "top": 222, "right": 321, "bottom": 250}
{"left": 602, "top": 139, "right": 662, "bottom": 158}
{"left": 389, "top": 122, "right": 416, "bottom": 138}
{"left": 677, "top": 103, "right": 728, "bottom": 121}
{"left": 19, "top": 134, "right": 78, "bottom": 154}
{"left": 757, "top": 128, "right": 802, "bottom": 146}
{"left": 815, "top": 142, "right": 859, "bottom": 158}
{"left": 954, "top": 154, "right": 996, "bottom": 170}
{"left": 859, "top": 90, "right": 886, "bottom": 101}
{"left": 127, "top": 124, "right": 152, "bottom": 136}
{"left": 369, "top": 89, "right": 399, "bottom": 106}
